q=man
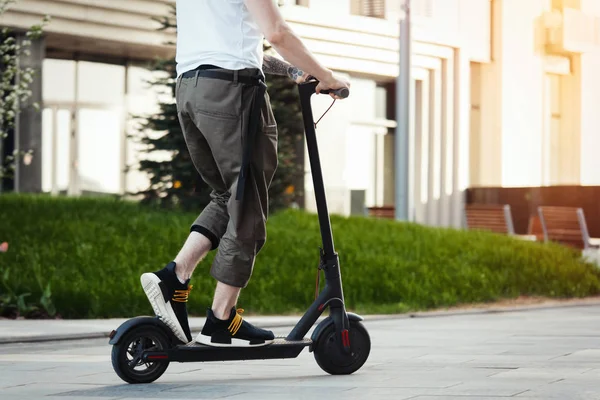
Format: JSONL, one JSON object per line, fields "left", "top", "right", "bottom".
{"left": 141, "top": 0, "right": 350, "bottom": 347}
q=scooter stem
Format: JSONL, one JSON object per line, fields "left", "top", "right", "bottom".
{"left": 297, "top": 80, "right": 336, "bottom": 257}
{"left": 285, "top": 81, "right": 351, "bottom": 353}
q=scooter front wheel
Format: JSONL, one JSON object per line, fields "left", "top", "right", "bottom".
{"left": 313, "top": 319, "right": 371, "bottom": 375}
{"left": 111, "top": 325, "right": 170, "bottom": 384}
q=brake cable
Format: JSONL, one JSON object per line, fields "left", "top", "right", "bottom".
{"left": 314, "top": 99, "right": 336, "bottom": 129}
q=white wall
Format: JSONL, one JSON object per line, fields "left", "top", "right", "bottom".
{"left": 579, "top": 49, "right": 600, "bottom": 185}
{"left": 499, "top": 0, "right": 550, "bottom": 187}
{"left": 578, "top": 0, "right": 600, "bottom": 185}
{"left": 345, "top": 78, "right": 379, "bottom": 208}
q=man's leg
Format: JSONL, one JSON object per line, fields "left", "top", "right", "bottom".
{"left": 209, "top": 91, "right": 278, "bottom": 321}
{"left": 211, "top": 281, "right": 241, "bottom": 320}
{"left": 190, "top": 71, "right": 279, "bottom": 346}
{"left": 172, "top": 231, "right": 213, "bottom": 282}
{"left": 140, "top": 74, "right": 231, "bottom": 344}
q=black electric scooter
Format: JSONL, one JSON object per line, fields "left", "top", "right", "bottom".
{"left": 108, "top": 79, "right": 371, "bottom": 384}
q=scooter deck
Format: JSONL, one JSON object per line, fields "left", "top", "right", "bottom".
{"left": 144, "top": 338, "right": 312, "bottom": 363}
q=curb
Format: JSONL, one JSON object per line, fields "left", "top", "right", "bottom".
{"left": 2, "top": 298, "right": 600, "bottom": 345}
{"left": 0, "top": 333, "right": 111, "bottom": 345}
{"left": 406, "top": 297, "right": 600, "bottom": 318}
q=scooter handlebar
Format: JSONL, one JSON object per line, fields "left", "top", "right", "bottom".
{"left": 318, "top": 87, "right": 349, "bottom": 99}
{"left": 300, "top": 77, "right": 350, "bottom": 99}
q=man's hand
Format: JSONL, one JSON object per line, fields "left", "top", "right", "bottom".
{"left": 316, "top": 73, "right": 351, "bottom": 100}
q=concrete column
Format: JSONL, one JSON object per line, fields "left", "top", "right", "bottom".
{"left": 414, "top": 74, "right": 430, "bottom": 225}
{"left": 395, "top": 0, "right": 412, "bottom": 221}
{"left": 427, "top": 66, "right": 442, "bottom": 226}
{"left": 453, "top": 50, "right": 472, "bottom": 228}
{"left": 440, "top": 56, "right": 455, "bottom": 227}
{"left": 15, "top": 33, "right": 45, "bottom": 193}
{"left": 558, "top": 57, "right": 582, "bottom": 184}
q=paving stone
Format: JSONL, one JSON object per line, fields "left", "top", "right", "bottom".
{"left": 1, "top": 305, "right": 600, "bottom": 399}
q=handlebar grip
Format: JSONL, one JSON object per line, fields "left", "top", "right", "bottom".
{"left": 319, "top": 87, "right": 350, "bottom": 99}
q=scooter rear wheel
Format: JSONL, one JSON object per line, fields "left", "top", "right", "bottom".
{"left": 111, "top": 325, "right": 170, "bottom": 384}
{"left": 313, "top": 320, "right": 371, "bottom": 375}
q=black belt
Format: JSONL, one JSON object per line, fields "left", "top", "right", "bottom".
{"left": 181, "top": 65, "right": 265, "bottom": 86}
{"left": 182, "top": 65, "right": 267, "bottom": 201}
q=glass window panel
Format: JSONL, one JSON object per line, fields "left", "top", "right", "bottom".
{"left": 56, "top": 110, "right": 71, "bottom": 192}
{"left": 345, "top": 126, "right": 375, "bottom": 203}
{"left": 42, "top": 59, "right": 76, "bottom": 103}
{"left": 127, "top": 65, "right": 162, "bottom": 116}
{"left": 374, "top": 86, "right": 387, "bottom": 120}
{"left": 77, "top": 61, "right": 125, "bottom": 105}
{"left": 77, "top": 109, "right": 122, "bottom": 193}
{"left": 41, "top": 108, "right": 53, "bottom": 192}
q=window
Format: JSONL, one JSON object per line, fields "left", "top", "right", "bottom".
{"left": 351, "top": 0, "right": 386, "bottom": 19}
{"left": 41, "top": 58, "right": 126, "bottom": 195}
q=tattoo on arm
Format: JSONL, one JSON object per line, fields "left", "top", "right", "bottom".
{"left": 263, "top": 54, "right": 304, "bottom": 81}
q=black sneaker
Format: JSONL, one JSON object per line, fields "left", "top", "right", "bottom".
{"left": 140, "top": 261, "right": 193, "bottom": 343}
{"left": 195, "top": 307, "right": 275, "bottom": 347}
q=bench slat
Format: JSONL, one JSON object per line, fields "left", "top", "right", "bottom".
{"left": 538, "top": 206, "right": 592, "bottom": 250}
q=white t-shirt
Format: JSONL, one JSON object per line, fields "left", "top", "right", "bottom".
{"left": 175, "top": 0, "right": 264, "bottom": 77}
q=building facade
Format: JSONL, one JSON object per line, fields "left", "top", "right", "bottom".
{"left": 3, "top": 0, "right": 600, "bottom": 228}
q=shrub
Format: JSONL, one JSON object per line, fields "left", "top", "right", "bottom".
{"left": 1, "top": 193, "right": 599, "bottom": 318}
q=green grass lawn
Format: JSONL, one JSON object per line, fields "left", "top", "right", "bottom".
{"left": 1, "top": 193, "right": 599, "bottom": 319}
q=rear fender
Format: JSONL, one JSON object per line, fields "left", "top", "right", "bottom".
{"left": 108, "top": 316, "right": 181, "bottom": 346}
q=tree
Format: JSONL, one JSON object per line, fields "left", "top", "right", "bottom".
{"left": 129, "top": 57, "right": 213, "bottom": 210}
{"left": 132, "top": 7, "right": 304, "bottom": 212}
{"left": 0, "top": 0, "right": 48, "bottom": 189}
{"left": 262, "top": 45, "right": 305, "bottom": 211}
{"left": 128, "top": 9, "right": 212, "bottom": 211}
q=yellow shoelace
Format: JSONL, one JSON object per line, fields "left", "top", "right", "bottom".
{"left": 172, "top": 285, "right": 193, "bottom": 303}
{"left": 228, "top": 308, "right": 244, "bottom": 336}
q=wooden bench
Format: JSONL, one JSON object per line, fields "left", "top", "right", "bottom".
{"left": 527, "top": 214, "right": 544, "bottom": 241}
{"left": 464, "top": 204, "right": 515, "bottom": 235}
{"left": 537, "top": 206, "right": 600, "bottom": 250}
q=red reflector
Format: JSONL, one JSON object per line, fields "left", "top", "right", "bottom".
{"left": 341, "top": 329, "right": 350, "bottom": 347}
{"left": 148, "top": 355, "right": 169, "bottom": 360}
{"left": 109, "top": 330, "right": 116, "bottom": 339}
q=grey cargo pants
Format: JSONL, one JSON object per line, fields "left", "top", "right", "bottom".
{"left": 175, "top": 67, "right": 278, "bottom": 288}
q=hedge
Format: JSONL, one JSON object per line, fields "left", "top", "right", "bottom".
{"left": 1, "top": 193, "right": 599, "bottom": 318}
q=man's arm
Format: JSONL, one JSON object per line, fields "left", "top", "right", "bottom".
{"left": 244, "top": 0, "right": 349, "bottom": 97}
{"left": 262, "top": 54, "right": 306, "bottom": 83}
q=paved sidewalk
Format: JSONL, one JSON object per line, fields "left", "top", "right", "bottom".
{"left": 2, "top": 296, "right": 600, "bottom": 344}
{"left": 2, "top": 304, "right": 600, "bottom": 399}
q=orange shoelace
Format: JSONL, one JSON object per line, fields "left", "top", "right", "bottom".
{"left": 228, "top": 308, "right": 244, "bottom": 336}
{"left": 172, "top": 285, "right": 193, "bottom": 303}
